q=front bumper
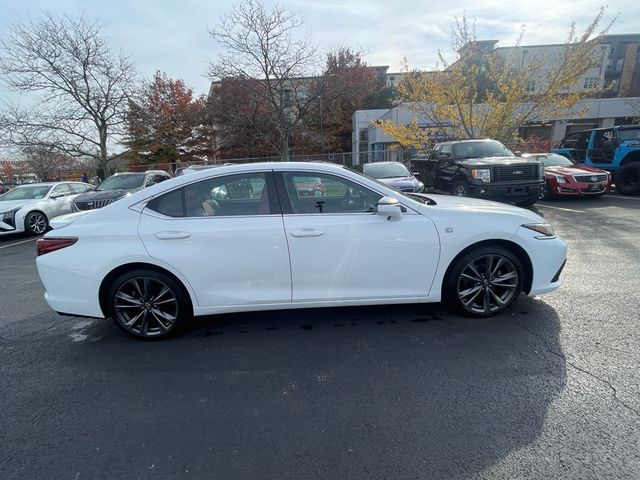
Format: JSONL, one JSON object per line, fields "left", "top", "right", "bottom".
{"left": 512, "top": 227, "right": 567, "bottom": 296}
{"left": 551, "top": 180, "right": 610, "bottom": 196}
{"left": 469, "top": 181, "right": 544, "bottom": 202}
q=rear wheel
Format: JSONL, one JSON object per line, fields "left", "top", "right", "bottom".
{"left": 443, "top": 245, "right": 524, "bottom": 317}
{"left": 24, "top": 211, "right": 48, "bottom": 235}
{"left": 108, "top": 269, "right": 191, "bottom": 339}
{"left": 615, "top": 164, "right": 640, "bottom": 196}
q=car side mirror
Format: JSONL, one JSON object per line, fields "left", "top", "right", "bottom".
{"left": 377, "top": 196, "right": 402, "bottom": 220}
{"left": 50, "top": 193, "right": 63, "bottom": 199}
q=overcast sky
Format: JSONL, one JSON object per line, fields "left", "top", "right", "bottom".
{"left": 0, "top": 0, "right": 636, "bottom": 99}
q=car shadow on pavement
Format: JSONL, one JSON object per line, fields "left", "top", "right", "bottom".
{"left": 1, "top": 297, "right": 566, "bottom": 479}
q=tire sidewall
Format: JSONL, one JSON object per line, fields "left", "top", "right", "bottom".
{"left": 107, "top": 269, "right": 191, "bottom": 339}
{"left": 443, "top": 245, "right": 524, "bottom": 317}
{"left": 616, "top": 164, "right": 640, "bottom": 196}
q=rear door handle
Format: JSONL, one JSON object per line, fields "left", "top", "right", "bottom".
{"left": 156, "top": 231, "right": 191, "bottom": 240}
{"left": 289, "top": 228, "right": 325, "bottom": 238}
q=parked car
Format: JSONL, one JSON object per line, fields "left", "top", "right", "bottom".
{"left": 72, "top": 170, "right": 170, "bottom": 211}
{"left": 0, "top": 182, "right": 94, "bottom": 236}
{"left": 406, "top": 139, "right": 544, "bottom": 206}
{"left": 522, "top": 153, "right": 611, "bottom": 199}
{"left": 0, "top": 181, "right": 12, "bottom": 195}
{"left": 36, "top": 162, "right": 567, "bottom": 339}
{"left": 551, "top": 125, "right": 640, "bottom": 195}
{"left": 362, "top": 161, "right": 424, "bottom": 193}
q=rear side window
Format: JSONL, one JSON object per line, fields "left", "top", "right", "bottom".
{"left": 145, "top": 172, "right": 275, "bottom": 218}
{"left": 147, "top": 189, "right": 184, "bottom": 217}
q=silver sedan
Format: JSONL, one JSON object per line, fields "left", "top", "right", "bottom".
{"left": 0, "top": 182, "right": 95, "bottom": 236}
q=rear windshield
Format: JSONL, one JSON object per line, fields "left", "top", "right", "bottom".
{"left": 363, "top": 163, "right": 411, "bottom": 179}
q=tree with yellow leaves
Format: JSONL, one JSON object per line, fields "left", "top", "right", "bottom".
{"left": 379, "top": 9, "right": 614, "bottom": 148}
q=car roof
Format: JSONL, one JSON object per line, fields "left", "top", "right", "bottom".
{"left": 363, "top": 161, "right": 404, "bottom": 166}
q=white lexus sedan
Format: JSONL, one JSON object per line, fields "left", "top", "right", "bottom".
{"left": 0, "top": 182, "right": 95, "bottom": 236}
{"left": 36, "top": 162, "right": 567, "bottom": 339}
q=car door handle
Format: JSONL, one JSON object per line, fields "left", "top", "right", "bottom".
{"left": 289, "top": 228, "right": 325, "bottom": 238}
{"left": 156, "top": 231, "right": 191, "bottom": 240}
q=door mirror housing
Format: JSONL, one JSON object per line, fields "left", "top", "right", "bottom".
{"left": 50, "top": 192, "right": 63, "bottom": 199}
{"left": 377, "top": 196, "right": 402, "bottom": 219}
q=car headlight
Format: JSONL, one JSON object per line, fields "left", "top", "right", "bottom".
{"left": 471, "top": 168, "right": 491, "bottom": 183}
{"left": 539, "top": 166, "right": 545, "bottom": 180}
{"left": 553, "top": 175, "right": 566, "bottom": 184}
{"left": 1, "top": 208, "right": 21, "bottom": 227}
{"left": 522, "top": 223, "right": 556, "bottom": 238}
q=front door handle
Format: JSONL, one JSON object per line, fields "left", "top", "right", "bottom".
{"left": 156, "top": 231, "right": 191, "bottom": 240}
{"left": 289, "top": 228, "right": 325, "bottom": 238}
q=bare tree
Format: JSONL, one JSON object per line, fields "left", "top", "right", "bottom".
{"left": 22, "top": 146, "right": 72, "bottom": 181}
{"left": 0, "top": 13, "right": 136, "bottom": 175}
{"left": 208, "top": 0, "right": 322, "bottom": 159}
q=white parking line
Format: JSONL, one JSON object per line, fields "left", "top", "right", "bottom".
{"left": 0, "top": 237, "right": 39, "bottom": 250}
{"left": 609, "top": 195, "right": 640, "bottom": 202}
{"left": 537, "top": 204, "right": 584, "bottom": 213}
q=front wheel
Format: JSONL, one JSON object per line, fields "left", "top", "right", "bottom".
{"left": 615, "top": 164, "right": 640, "bottom": 196}
{"left": 452, "top": 180, "right": 469, "bottom": 197}
{"left": 108, "top": 269, "right": 191, "bottom": 339}
{"left": 24, "top": 211, "right": 48, "bottom": 235}
{"left": 443, "top": 246, "right": 524, "bottom": 317}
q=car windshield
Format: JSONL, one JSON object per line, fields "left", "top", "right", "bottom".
{"left": 619, "top": 128, "right": 640, "bottom": 142}
{"left": 363, "top": 163, "right": 411, "bottom": 179}
{"left": 453, "top": 140, "right": 514, "bottom": 159}
{"left": 0, "top": 185, "right": 52, "bottom": 201}
{"left": 98, "top": 174, "right": 146, "bottom": 191}
{"left": 533, "top": 153, "right": 574, "bottom": 167}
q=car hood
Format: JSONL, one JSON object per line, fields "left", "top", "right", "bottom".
{"left": 413, "top": 193, "right": 544, "bottom": 223}
{"left": 74, "top": 189, "right": 136, "bottom": 202}
{"left": 0, "top": 199, "right": 40, "bottom": 212}
{"left": 544, "top": 165, "right": 607, "bottom": 176}
{"left": 378, "top": 176, "right": 420, "bottom": 187}
{"left": 459, "top": 156, "right": 539, "bottom": 166}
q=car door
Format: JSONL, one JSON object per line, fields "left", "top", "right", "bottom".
{"left": 47, "top": 184, "right": 75, "bottom": 218}
{"left": 137, "top": 171, "right": 291, "bottom": 308}
{"left": 276, "top": 170, "right": 440, "bottom": 303}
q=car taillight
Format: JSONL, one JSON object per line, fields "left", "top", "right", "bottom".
{"left": 36, "top": 237, "right": 78, "bottom": 256}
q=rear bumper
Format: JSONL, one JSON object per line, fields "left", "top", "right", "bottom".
{"left": 470, "top": 182, "right": 544, "bottom": 202}
{"left": 37, "top": 261, "right": 105, "bottom": 318}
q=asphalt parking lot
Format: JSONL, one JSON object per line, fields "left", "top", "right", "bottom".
{"left": 1, "top": 194, "right": 639, "bottom": 480}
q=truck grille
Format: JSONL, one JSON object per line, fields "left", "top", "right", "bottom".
{"left": 74, "top": 199, "right": 113, "bottom": 210}
{"left": 573, "top": 174, "right": 608, "bottom": 183}
{"left": 494, "top": 164, "right": 539, "bottom": 182}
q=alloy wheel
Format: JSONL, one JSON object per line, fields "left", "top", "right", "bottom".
{"left": 454, "top": 184, "right": 467, "bottom": 196}
{"left": 456, "top": 254, "right": 519, "bottom": 314}
{"left": 113, "top": 277, "right": 179, "bottom": 337}
{"left": 27, "top": 213, "right": 47, "bottom": 234}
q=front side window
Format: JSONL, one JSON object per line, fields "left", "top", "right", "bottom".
{"left": 282, "top": 172, "right": 381, "bottom": 214}
{"left": 146, "top": 172, "right": 273, "bottom": 218}
{"left": 69, "top": 183, "right": 92, "bottom": 194}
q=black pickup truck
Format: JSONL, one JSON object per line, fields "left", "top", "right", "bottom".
{"left": 405, "top": 139, "right": 544, "bottom": 206}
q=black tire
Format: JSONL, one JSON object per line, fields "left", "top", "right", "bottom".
{"left": 107, "top": 269, "right": 192, "bottom": 339}
{"left": 615, "top": 163, "right": 640, "bottom": 196}
{"left": 24, "top": 211, "right": 48, "bottom": 235}
{"left": 452, "top": 179, "right": 470, "bottom": 197}
{"left": 541, "top": 182, "right": 552, "bottom": 200}
{"left": 515, "top": 196, "right": 538, "bottom": 207}
{"left": 443, "top": 245, "right": 524, "bottom": 317}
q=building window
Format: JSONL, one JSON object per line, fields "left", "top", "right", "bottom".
{"left": 280, "top": 89, "right": 292, "bottom": 107}
{"left": 526, "top": 79, "right": 536, "bottom": 93}
{"left": 583, "top": 77, "right": 599, "bottom": 89}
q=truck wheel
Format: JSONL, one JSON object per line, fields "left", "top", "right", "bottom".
{"left": 541, "top": 182, "right": 552, "bottom": 200}
{"left": 616, "top": 164, "right": 640, "bottom": 196}
{"left": 452, "top": 180, "right": 469, "bottom": 197}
